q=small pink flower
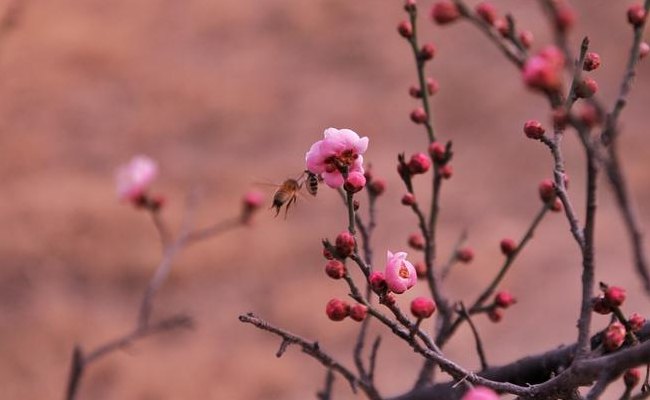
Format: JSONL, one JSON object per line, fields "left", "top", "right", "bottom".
{"left": 462, "top": 386, "right": 499, "bottom": 400}
{"left": 305, "top": 128, "right": 369, "bottom": 189}
{"left": 385, "top": 250, "right": 417, "bottom": 294}
{"left": 115, "top": 155, "right": 158, "bottom": 201}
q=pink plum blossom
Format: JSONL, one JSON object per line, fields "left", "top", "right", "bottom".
{"left": 385, "top": 250, "right": 417, "bottom": 294}
{"left": 462, "top": 386, "right": 499, "bottom": 400}
{"left": 305, "top": 128, "right": 369, "bottom": 189}
{"left": 115, "top": 155, "right": 158, "bottom": 201}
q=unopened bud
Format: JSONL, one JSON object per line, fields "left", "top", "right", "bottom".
{"left": 325, "top": 260, "right": 346, "bottom": 279}
{"left": 335, "top": 231, "right": 356, "bottom": 257}
{"left": 500, "top": 238, "right": 517, "bottom": 256}
{"left": 431, "top": 1, "right": 460, "bottom": 24}
{"left": 326, "top": 298, "right": 350, "bottom": 321}
{"left": 592, "top": 295, "right": 612, "bottom": 314}
{"left": 604, "top": 322, "right": 626, "bottom": 351}
{"left": 640, "top": 42, "right": 650, "bottom": 59}
{"left": 627, "top": 4, "right": 647, "bottom": 27}
{"left": 519, "top": 30, "right": 534, "bottom": 49}
{"left": 475, "top": 2, "right": 497, "bottom": 25}
{"left": 398, "top": 20, "right": 413, "bottom": 38}
{"left": 420, "top": 43, "right": 436, "bottom": 61}
{"left": 409, "top": 85, "right": 422, "bottom": 98}
{"left": 628, "top": 313, "right": 646, "bottom": 332}
{"left": 404, "top": 0, "right": 417, "bottom": 12}
{"left": 538, "top": 179, "right": 556, "bottom": 203}
{"left": 344, "top": 171, "right": 366, "bottom": 194}
{"left": 495, "top": 19, "right": 509, "bottom": 37}
{"left": 350, "top": 304, "right": 368, "bottom": 322}
{"left": 414, "top": 261, "right": 427, "bottom": 279}
{"left": 456, "top": 247, "right": 474, "bottom": 263}
{"left": 411, "top": 297, "right": 436, "bottom": 319}
{"left": 555, "top": 6, "right": 576, "bottom": 32}
{"left": 524, "top": 120, "right": 545, "bottom": 139}
{"left": 583, "top": 52, "right": 601, "bottom": 71}
{"left": 440, "top": 164, "right": 453, "bottom": 179}
{"left": 368, "top": 179, "right": 386, "bottom": 196}
{"left": 495, "top": 291, "right": 517, "bottom": 308}
{"left": 550, "top": 198, "right": 563, "bottom": 212}
{"left": 575, "top": 77, "right": 598, "bottom": 99}
{"left": 369, "top": 271, "right": 388, "bottom": 294}
{"left": 624, "top": 368, "right": 641, "bottom": 388}
{"left": 426, "top": 77, "right": 440, "bottom": 95}
{"left": 408, "top": 153, "right": 431, "bottom": 174}
{"left": 604, "top": 285, "right": 626, "bottom": 307}
{"left": 401, "top": 193, "right": 416, "bottom": 206}
{"left": 410, "top": 107, "right": 428, "bottom": 124}
{"left": 408, "top": 233, "right": 425, "bottom": 250}
{"left": 488, "top": 308, "right": 503, "bottom": 323}
{"left": 428, "top": 142, "right": 446, "bottom": 163}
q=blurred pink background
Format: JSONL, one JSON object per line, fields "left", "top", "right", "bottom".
{"left": 0, "top": 0, "right": 649, "bottom": 398}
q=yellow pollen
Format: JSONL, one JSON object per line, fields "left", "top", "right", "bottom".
{"left": 398, "top": 264, "right": 409, "bottom": 278}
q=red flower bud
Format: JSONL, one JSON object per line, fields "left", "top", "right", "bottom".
{"left": 488, "top": 308, "right": 503, "bottom": 323}
{"left": 381, "top": 292, "right": 397, "bottom": 306}
{"left": 408, "top": 233, "right": 425, "bottom": 250}
{"left": 495, "top": 291, "right": 517, "bottom": 308}
{"left": 495, "top": 19, "right": 509, "bottom": 37}
{"left": 401, "top": 193, "right": 416, "bottom": 206}
{"left": 404, "top": 0, "right": 417, "bottom": 12}
{"left": 553, "top": 108, "right": 569, "bottom": 130}
{"left": 344, "top": 172, "right": 366, "bottom": 194}
{"left": 420, "top": 43, "right": 436, "bottom": 61}
{"left": 624, "top": 368, "right": 641, "bottom": 388}
{"left": 428, "top": 142, "right": 446, "bottom": 163}
{"left": 640, "top": 42, "right": 650, "bottom": 59}
{"left": 583, "top": 52, "right": 601, "bottom": 71}
{"left": 368, "top": 179, "right": 386, "bottom": 196}
{"left": 500, "top": 238, "right": 517, "bottom": 256}
{"left": 431, "top": 1, "right": 460, "bottom": 24}
{"left": 604, "top": 285, "right": 626, "bottom": 307}
{"left": 335, "top": 231, "right": 356, "bottom": 257}
{"left": 519, "top": 30, "right": 534, "bottom": 49}
{"left": 414, "top": 261, "right": 427, "bottom": 279}
{"left": 456, "top": 247, "right": 474, "bottom": 263}
{"left": 440, "top": 164, "right": 453, "bottom": 179}
{"left": 411, "top": 297, "right": 436, "bottom": 319}
{"left": 426, "top": 77, "right": 440, "bottom": 95}
{"left": 475, "top": 2, "right": 497, "bottom": 25}
{"left": 369, "top": 271, "right": 388, "bottom": 294}
{"left": 524, "top": 120, "right": 545, "bottom": 139}
{"left": 592, "top": 295, "right": 612, "bottom": 314}
{"left": 325, "top": 260, "right": 346, "bottom": 279}
{"left": 627, "top": 4, "right": 647, "bottom": 27}
{"left": 539, "top": 179, "right": 556, "bottom": 203}
{"left": 575, "top": 77, "right": 598, "bottom": 99}
{"left": 398, "top": 20, "right": 413, "bottom": 38}
{"left": 550, "top": 198, "right": 563, "bottom": 212}
{"left": 555, "top": 5, "right": 576, "bottom": 32}
{"left": 409, "top": 85, "right": 422, "bottom": 98}
{"left": 628, "top": 313, "right": 646, "bottom": 332}
{"left": 578, "top": 103, "right": 601, "bottom": 128}
{"left": 326, "top": 298, "right": 350, "bottom": 321}
{"left": 350, "top": 304, "right": 368, "bottom": 322}
{"left": 408, "top": 153, "right": 432, "bottom": 174}
{"left": 410, "top": 107, "right": 428, "bottom": 124}
{"left": 604, "top": 322, "right": 626, "bottom": 351}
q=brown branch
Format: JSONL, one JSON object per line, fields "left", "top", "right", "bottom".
{"left": 239, "top": 313, "right": 382, "bottom": 400}
{"left": 316, "top": 369, "right": 336, "bottom": 400}
{"left": 458, "top": 303, "right": 488, "bottom": 371}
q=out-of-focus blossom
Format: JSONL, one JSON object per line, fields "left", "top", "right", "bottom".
{"left": 523, "top": 46, "right": 565, "bottom": 91}
{"left": 305, "top": 128, "right": 369, "bottom": 189}
{"left": 462, "top": 386, "right": 499, "bottom": 400}
{"left": 385, "top": 250, "right": 417, "bottom": 294}
{"left": 116, "top": 155, "right": 158, "bottom": 201}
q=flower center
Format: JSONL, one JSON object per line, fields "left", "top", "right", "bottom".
{"left": 398, "top": 264, "right": 410, "bottom": 279}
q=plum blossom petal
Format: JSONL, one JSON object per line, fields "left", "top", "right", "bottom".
{"left": 116, "top": 155, "right": 158, "bottom": 201}
{"left": 461, "top": 387, "right": 499, "bottom": 400}
{"left": 323, "top": 171, "right": 345, "bottom": 188}
{"left": 385, "top": 250, "right": 417, "bottom": 294}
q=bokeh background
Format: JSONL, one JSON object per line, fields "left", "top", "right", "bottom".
{"left": 0, "top": 0, "right": 649, "bottom": 399}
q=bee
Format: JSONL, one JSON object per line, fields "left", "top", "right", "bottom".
{"left": 304, "top": 170, "right": 320, "bottom": 197}
{"left": 270, "top": 178, "right": 302, "bottom": 218}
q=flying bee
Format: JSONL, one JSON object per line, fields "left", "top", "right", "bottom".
{"left": 304, "top": 170, "right": 321, "bottom": 197}
{"left": 270, "top": 178, "right": 302, "bottom": 218}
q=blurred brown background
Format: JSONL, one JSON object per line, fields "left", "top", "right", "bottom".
{"left": 0, "top": 0, "right": 649, "bottom": 399}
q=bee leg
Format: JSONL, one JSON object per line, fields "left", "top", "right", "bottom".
{"left": 284, "top": 195, "right": 296, "bottom": 219}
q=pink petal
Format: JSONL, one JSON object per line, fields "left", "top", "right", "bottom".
{"left": 323, "top": 171, "right": 345, "bottom": 188}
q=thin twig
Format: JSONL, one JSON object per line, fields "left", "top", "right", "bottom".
{"left": 316, "top": 369, "right": 336, "bottom": 400}
{"left": 440, "top": 230, "right": 468, "bottom": 280}
{"left": 458, "top": 303, "right": 488, "bottom": 371}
